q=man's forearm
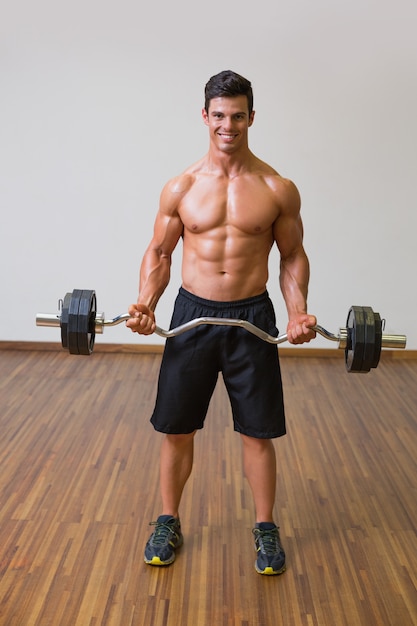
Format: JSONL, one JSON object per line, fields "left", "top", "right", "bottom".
{"left": 138, "top": 249, "right": 172, "bottom": 311}
{"left": 279, "top": 251, "right": 310, "bottom": 319}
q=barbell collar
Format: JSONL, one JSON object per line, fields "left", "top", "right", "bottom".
{"left": 338, "top": 327, "right": 348, "bottom": 350}
{"left": 95, "top": 312, "right": 105, "bottom": 334}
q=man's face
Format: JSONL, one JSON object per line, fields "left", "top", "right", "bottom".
{"left": 202, "top": 95, "right": 255, "bottom": 153}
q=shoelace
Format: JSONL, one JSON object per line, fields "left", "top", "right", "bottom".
{"left": 256, "top": 529, "right": 280, "bottom": 555}
{"left": 149, "top": 521, "right": 177, "bottom": 546}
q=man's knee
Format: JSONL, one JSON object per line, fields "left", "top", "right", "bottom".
{"left": 240, "top": 433, "right": 272, "bottom": 449}
{"left": 164, "top": 431, "right": 196, "bottom": 446}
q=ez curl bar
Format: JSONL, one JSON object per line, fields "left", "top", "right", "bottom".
{"left": 35, "top": 289, "right": 407, "bottom": 373}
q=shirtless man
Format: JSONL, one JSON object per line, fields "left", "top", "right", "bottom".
{"left": 127, "top": 70, "right": 316, "bottom": 575}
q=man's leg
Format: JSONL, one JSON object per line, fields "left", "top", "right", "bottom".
{"left": 160, "top": 432, "right": 196, "bottom": 517}
{"left": 241, "top": 434, "right": 276, "bottom": 522}
{"left": 241, "top": 433, "right": 286, "bottom": 575}
{"left": 144, "top": 432, "right": 196, "bottom": 566}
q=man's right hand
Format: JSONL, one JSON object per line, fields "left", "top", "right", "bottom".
{"left": 126, "top": 303, "right": 156, "bottom": 335}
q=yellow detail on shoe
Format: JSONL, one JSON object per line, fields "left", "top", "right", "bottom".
{"left": 149, "top": 556, "right": 164, "bottom": 565}
{"left": 256, "top": 563, "right": 286, "bottom": 575}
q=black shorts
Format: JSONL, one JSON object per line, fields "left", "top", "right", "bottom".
{"left": 150, "top": 287, "right": 286, "bottom": 439}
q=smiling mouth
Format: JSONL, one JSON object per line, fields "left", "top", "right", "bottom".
{"left": 218, "top": 133, "right": 237, "bottom": 140}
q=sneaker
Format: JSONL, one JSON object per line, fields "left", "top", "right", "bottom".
{"left": 144, "top": 515, "right": 183, "bottom": 566}
{"left": 252, "top": 522, "right": 286, "bottom": 575}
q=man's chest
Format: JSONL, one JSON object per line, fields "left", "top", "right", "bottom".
{"left": 179, "top": 176, "right": 280, "bottom": 235}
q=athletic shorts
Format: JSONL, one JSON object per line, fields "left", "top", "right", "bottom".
{"left": 150, "top": 287, "right": 286, "bottom": 439}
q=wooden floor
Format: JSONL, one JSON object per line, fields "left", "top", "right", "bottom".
{"left": 0, "top": 348, "right": 416, "bottom": 626}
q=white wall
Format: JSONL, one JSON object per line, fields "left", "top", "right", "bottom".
{"left": 1, "top": 0, "right": 416, "bottom": 349}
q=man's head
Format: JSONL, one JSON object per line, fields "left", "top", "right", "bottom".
{"left": 204, "top": 70, "right": 253, "bottom": 116}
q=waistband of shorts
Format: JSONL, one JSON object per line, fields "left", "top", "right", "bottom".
{"left": 178, "top": 286, "right": 270, "bottom": 310}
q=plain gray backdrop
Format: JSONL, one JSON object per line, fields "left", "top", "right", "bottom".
{"left": 1, "top": 0, "right": 416, "bottom": 348}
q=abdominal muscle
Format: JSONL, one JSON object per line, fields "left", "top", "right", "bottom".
{"left": 180, "top": 227, "right": 273, "bottom": 302}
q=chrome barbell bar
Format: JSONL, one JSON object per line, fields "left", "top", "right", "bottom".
{"left": 35, "top": 311, "right": 407, "bottom": 350}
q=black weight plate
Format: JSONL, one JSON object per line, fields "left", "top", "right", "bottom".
{"left": 371, "top": 311, "right": 382, "bottom": 369}
{"left": 77, "top": 290, "right": 96, "bottom": 355}
{"left": 60, "top": 292, "right": 71, "bottom": 350}
{"left": 345, "top": 306, "right": 366, "bottom": 372}
{"left": 68, "top": 289, "right": 83, "bottom": 355}
{"left": 86, "top": 290, "right": 97, "bottom": 354}
{"left": 361, "top": 306, "right": 376, "bottom": 373}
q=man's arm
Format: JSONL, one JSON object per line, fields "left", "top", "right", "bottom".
{"left": 126, "top": 179, "right": 185, "bottom": 335}
{"left": 273, "top": 180, "right": 316, "bottom": 344}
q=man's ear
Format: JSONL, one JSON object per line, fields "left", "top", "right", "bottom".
{"left": 248, "top": 110, "right": 255, "bottom": 127}
{"left": 202, "top": 107, "right": 209, "bottom": 125}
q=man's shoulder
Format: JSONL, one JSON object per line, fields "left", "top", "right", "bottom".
{"left": 259, "top": 168, "right": 299, "bottom": 203}
{"left": 250, "top": 156, "right": 293, "bottom": 186}
{"left": 163, "top": 173, "right": 195, "bottom": 199}
{"left": 164, "top": 157, "right": 206, "bottom": 195}
{"left": 251, "top": 159, "right": 300, "bottom": 214}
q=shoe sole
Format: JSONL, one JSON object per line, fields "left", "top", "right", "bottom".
{"left": 255, "top": 562, "right": 286, "bottom": 575}
{"left": 144, "top": 554, "right": 176, "bottom": 566}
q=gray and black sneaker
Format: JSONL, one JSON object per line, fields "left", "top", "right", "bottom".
{"left": 144, "top": 515, "right": 183, "bottom": 566}
{"left": 252, "top": 522, "right": 286, "bottom": 575}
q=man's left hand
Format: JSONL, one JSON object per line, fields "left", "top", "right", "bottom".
{"left": 286, "top": 314, "right": 317, "bottom": 344}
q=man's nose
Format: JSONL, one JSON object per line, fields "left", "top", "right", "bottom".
{"left": 222, "top": 117, "right": 234, "bottom": 130}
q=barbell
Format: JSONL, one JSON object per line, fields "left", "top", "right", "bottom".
{"left": 35, "top": 289, "right": 407, "bottom": 373}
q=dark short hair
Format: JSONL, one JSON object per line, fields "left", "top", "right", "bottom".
{"left": 204, "top": 70, "right": 253, "bottom": 115}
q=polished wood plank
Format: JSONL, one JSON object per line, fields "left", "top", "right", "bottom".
{"left": 1, "top": 340, "right": 416, "bottom": 360}
{"left": 0, "top": 349, "right": 416, "bottom": 625}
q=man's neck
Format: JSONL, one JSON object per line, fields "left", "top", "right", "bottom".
{"left": 204, "top": 145, "right": 255, "bottom": 177}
